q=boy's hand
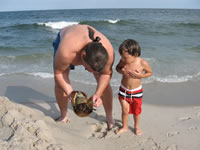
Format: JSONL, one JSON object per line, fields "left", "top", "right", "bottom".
{"left": 122, "top": 67, "right": 130, "bottom": 76}
{"left": 128, "top": 69, "right": 142, "bottom": 79}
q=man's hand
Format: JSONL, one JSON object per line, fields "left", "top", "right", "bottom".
{"left": 68, "top": 95, "right": 72, "bottom": 103}
{"left": 92, "top": 94, "right": 103, "bottom": 108}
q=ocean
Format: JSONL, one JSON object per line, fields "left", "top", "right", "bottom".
{"left": 0, "top": 8, "right": 200, "bottom": 87}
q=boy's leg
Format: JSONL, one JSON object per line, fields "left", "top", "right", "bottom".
{"left": 133, "top": 115, "right": 142, "bottom": 135}
{"left": 117, "top": 100, "right": 129, "bottom": 134}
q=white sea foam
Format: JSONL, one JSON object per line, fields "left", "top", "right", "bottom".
{"left": 139, "top": 73, "right": 200, "bottom": 84}
{"left": 27, "top": 72, "right": 54, "bottom": 78}
{"left": 38, "top": 21, "right": 79, "bottom": 29}
{"left": 144, "top": 57, "right": 156, "bottom": 63}
{"left": 106, "top": 19, "right": 120, "bottom": 24}
{"left": 1, "top": 71, "right": 200, "bottom": 84}
{"left": 0, "top": 73, "right": 6, "bottom": 77}
{"left": 152, "top": 75, "right": 194, "bottom": 83}
{"left": 6, "top": 56, "right": 16, "bottom": 59}
{"left": 0, "top": 72, "right": 53, "bottom": 78}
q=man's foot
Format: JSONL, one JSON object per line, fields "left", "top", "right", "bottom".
{"left": 135, "top": 128, "right": 142, "bottom": 136}
{"left": 116, "top": 127, "right": 128, "bottom": 134}
{"left": 55, "top": 117, "right": 70, "bottom": 123}
{"left": 107, "top": 119, "right": 115, "bottom": 130}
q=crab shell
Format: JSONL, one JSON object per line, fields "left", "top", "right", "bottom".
{"left": 70, "top": 91, "right": 93, "bottom": 117}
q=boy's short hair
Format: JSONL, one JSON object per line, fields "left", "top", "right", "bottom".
{"left": 83, "top": 42, "right": 108, "bottom": 72}
{"left": 119, "top": 39, "right": 141, "bottom": 56}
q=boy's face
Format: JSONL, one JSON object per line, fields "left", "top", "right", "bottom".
{"left": 121, "top": 51, "right": 136, "bottom": 63}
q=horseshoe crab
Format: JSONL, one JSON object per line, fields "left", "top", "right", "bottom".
{"left": 70, "top": 91, "right": 93, "bottom": 117}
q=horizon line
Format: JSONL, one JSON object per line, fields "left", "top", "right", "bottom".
{"left": 0, "top": 7, "right": 200, "bottom": 13}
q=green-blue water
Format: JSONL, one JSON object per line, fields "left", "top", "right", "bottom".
{"left": 0, "top": 8, "right": 200, "bottom": 86}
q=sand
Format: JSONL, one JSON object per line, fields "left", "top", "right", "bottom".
{"left": 0, "top": 74, "right": 200, "bottom": 150}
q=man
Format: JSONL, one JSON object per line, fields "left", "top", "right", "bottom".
{"left": 52, "top": 24, "right": 115, "bottom": 128}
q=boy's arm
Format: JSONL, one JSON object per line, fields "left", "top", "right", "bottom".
{"left": 142, "top": 60, "right": 152, "bottom": 78}
{"left": 116, "top": 59, "right": 125, "bottom": 74}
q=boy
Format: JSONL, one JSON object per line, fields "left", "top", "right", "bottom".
{"left": 116, "top": 39, "right": 152, "bottom": 135}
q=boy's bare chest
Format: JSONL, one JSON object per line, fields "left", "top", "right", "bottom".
{"left": 124, "top": 63, "right": 143, "bottom": 72}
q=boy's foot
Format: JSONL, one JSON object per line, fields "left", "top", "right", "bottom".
{"left": 135, "top": 128, "right": 142, "bottom": 136}
{"left": 116, "top": 127, "right": 128, "bottom": 134}
{"left": 55, "top": 117, "right": 70, "bottom": 123}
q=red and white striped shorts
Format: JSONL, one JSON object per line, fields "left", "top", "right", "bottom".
{"left": 118, "top": 84, "right": 143, "bottom": 116}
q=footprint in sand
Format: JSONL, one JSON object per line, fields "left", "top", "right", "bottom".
{"left": 178, "top": 116, "right": 191, "bottom": 121}
{"left": 166, "top": 144, "right": 178, "bottom": 150}
{"left": 90, "top": 122, "right": 119, "bottom": 139}
{"left": 188, "top": 126, "right": 198, "bottom": 130}
{"left": 194, "top": 107, "right": 200, "bottom": 109}
{"left": 90, "top": 122, "right": 108, "bottom": 139}
{"left": 166, "top": 131, "right": 180, "bottom": 137}
{"left": 196, "top": 112, "right": 200, "bottom": 118}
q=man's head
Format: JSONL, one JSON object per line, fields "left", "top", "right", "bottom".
{"left": 119, "top": 39, "right": 141, "bottom": 57}
{"left": 82, "top": 27, "right": 108, "bottom": 72}
{"left": 82, "top": 42, "right": 108, "bottom": 72}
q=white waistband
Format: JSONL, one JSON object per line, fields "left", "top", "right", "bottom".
{"left": 120, "top": 84, "right": 142, "bottom": 92}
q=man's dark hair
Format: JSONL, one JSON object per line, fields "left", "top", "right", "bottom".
{"left": 119, "top": 39, "right": 141, "bottom": 56}
{"left": 83, "top": 27, "right": 108, "bottom": 72}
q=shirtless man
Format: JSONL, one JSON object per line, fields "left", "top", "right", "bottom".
{"left": 52, "top": 24, "right": 115, "bottom": 128}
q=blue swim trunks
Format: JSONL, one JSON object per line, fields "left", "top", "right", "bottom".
{"left": 52, "top": 32, "right": 75, "bottom": 70}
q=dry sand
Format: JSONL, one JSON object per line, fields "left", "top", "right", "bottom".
{"left": 0, "top": 97, "right": 62, "bottom": 150}
{"left": 0, "top": 75, "right": 200, "bottom": 150}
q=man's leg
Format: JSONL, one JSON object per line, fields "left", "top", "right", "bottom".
{"left": 101, "top": 84, "right": 115, "bottom": 128}
{"left": 54, "top": 84, "right": 69, "bottom": 122}
{"left": 54, "top": 70, "right": 70, "bottom": 123}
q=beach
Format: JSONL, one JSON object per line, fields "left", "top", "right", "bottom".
{"left": 0, "top": 8, "right": 200, "bottom": 150}
{"left": 0, "top": 74, "right": 200, "bottom": 150}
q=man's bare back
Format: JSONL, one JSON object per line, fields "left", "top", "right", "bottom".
{"left": 55, "top": 25, "right": 114, "bottom": 75}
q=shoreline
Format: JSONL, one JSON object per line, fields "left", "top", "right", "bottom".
{"left": 0, "top": 74, "right": 200, "bottom": 107}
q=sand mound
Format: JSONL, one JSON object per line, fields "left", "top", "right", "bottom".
{"left": 0, "top": 97, "right": 63, "bottom": 150}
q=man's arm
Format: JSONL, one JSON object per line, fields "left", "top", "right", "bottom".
{"left": 94, "top": 73, "right": 111, "bottom": 97}
{"left": 54, "top": 45, "right": 75, "bottom": 96}
{"left": 54, "top": 67, "right": 73, "bottom": 96}
{"left": 92, "top": 70, "right": 111, "bottom": 108}
{"left": 93, "top": 54, "right": 113, "bottom": 104}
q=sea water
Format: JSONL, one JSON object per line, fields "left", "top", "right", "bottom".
{"left": 0, "top": 9, "right": 200, "bottom": 87}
